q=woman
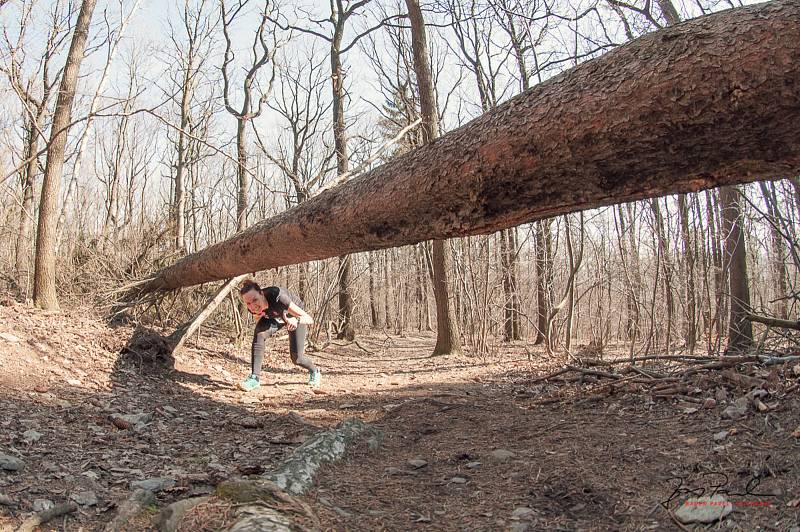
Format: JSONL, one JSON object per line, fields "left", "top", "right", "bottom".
{"left": 238, "top": 279, "right": 321, "bottom": 391}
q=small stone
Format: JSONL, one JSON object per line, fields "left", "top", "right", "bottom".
{"left": 22, "top": 429, "right": 42, "bottom": 443}
{"left": 715, "top": 388, "right": 728, "bottom": 402}
{"left": 675, "top": 495, "right": 732, "bottom": 524}
{"left": 733, "top": 396, "right": 748, "bottom": 409}
{"left": 67, "top": 378, "right": 82, "bottom": 386}
{"left": 749, "top": 388, "right": 768, "bottom": 399}
{"left": 385, "top": 467, "right": 405, "bottom": 476}
{"left": 162, "top": 405, "right": 178, "bottom": 414}
{"left": 490, "top": 449, "right": 516, "bottom": 461}
{"left": 237, "top": 416, "right": 262, "bottom": 429}
{"left": 408, "top": 459, "right": 428, "bottom": 469}
{"left": 70, "top": 490, "right": 98, "bottom": 506}
{"left": 33, "top": 499, "right": 54, "bottom": 512}
{"left": 340, "top": 403, "right": 357, "bottom": 409}
{"left": 713, "top": 430, "right": 729, "bottom": 442}
{"left": 753, "top": 398, "right": 770, "bottom": 412}
{"left": 130, "top": 477, "right": 176, "bottom": 492}
{"left": 721, "top": 405, "right": 746, "bottom": 420}
{"left": 792, "top": 365, "right": 800, "bottom": 378}
{"left": 0, "top": 332, "right": 22, "bottom": 342}
{"left": 450, "top": 476, "right": 468, "bottom": 484}
{"left": 511, "top": 507, "right": 535, "bottom": 520}
{"left": 0, "top": 493, "right": 14, "bottom": 506}
{"left": 703, "top": 398, "right": 717, "bottom": 409}
{"left": 466, "top": 461, "right": 482, "bottom": 469}
{"left": 0, "top": 454, "right": 24, "bottom": 471}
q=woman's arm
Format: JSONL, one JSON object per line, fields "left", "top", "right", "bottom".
{"left": 286, "top": 302, "right": 313, "bottom": 325}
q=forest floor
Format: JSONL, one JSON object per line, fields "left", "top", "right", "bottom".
{"left": 0, "top": 299, "right": 798, "bottom": 531}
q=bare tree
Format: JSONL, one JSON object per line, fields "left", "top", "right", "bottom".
{"left": 167, "top": 0, "right": 218, "bottom": 251}
{"left": 719, "top": 185, "right": 753, "bottom": 352}
{"left": 220, "top": 0, "right": 281, "bottom": 232}
{"left": 1, "top": 0, "right": 70, "bottom": 294}
{"left": 274, "top": 0, "right": 395, "bottom": 340}
{"left": 33, "top": 0, "right": 98, "bottom": 310}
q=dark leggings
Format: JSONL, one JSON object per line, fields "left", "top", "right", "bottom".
{"left": 251, "top": 317, "right": 316, "bottom": 376}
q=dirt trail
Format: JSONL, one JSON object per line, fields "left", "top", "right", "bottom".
{"left": 0, "top": 302, "right": 798, "bottom": 531}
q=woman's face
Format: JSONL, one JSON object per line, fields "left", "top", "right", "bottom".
{"left": 241, "top": 288, "right": 267, "bottom": 316}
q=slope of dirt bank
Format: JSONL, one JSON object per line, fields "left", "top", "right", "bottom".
{"left": 0, "top": 301, "right": 798, "bottom": 531}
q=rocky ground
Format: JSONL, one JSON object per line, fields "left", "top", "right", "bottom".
{"left": 0, "top": 300, "right": 798, "bottom": 531}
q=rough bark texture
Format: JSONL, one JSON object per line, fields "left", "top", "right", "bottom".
{"left": 137, "top": 0, "right": 800, "bottom": 294}
{"left": 719, "top": 186, "right": 753, "bottom": 352}
{"left": 407, "top": 0, "right": 462, "bottom": 356}
{"left": 265, "top": 418, "right": 371, "bottom": 496}
{"left": 33, "top": 0, "right": 98, "bottom": 309}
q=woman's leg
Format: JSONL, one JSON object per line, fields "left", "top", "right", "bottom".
{"left": 251, "top": 318, "right": 280, "bottom": 377}
{"left": 288, "top": 323, "right": 316, "bottom": 371}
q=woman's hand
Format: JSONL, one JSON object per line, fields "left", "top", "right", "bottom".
{"left": 285, "top": 316, "right": 299, "bottom": 331}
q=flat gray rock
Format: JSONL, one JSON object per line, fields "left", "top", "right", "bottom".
{"left": 70, "top": 490, "right": 99, "bottom": 506}
{"left": 0, "top": 454, "right": 24, "bottom": 471}
{"left": 130, "top": 477, "right": 176, "bottom": 492}
{"left": 450, "top": 476, "right": 468, "bottom": 484}
{"left": 33, "top": 499, "right": 55, "bottom": 512}
{"left": 490, "top": 449, "right": 516, "bottom": 461}
{"left": 721, "top": 405, "right": 747, "bottom": 420}
{"left": 675, "top": 495, "right": 732, "bottom": 524}
{"left": 511, "top": 507, "right": 535, "bottom": 520}
{"left": 22, "top": 429, "right": 43, "bottom": 443}
{"left": 408, "top": 459, "right": 428, "bottom": 469}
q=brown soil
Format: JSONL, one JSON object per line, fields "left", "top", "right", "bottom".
{"left": 0, "top": 301, "right": 798, "bottom": 531}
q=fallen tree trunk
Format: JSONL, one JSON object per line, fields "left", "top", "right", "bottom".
{"left": 137, "top": 0, "right": 800, "bottom": 294}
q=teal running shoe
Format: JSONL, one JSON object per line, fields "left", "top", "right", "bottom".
{"left": 308, "top": 368, "right": 322, "bottom": 387}
{"left": 239, "top": 374, "right": 260, "bottom": 392}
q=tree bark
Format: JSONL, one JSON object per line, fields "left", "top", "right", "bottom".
{"left": 677, "top": 193, "right": 697, "bottom": 353}
{"left": 719, "top": 185, "right": 753, "bottom": 352}
{"left": 330, "top": 15, "right": 356, "bottom": 341}
{"left": 407, "top": 0, "right": 462, "bottom": 355}
{"left": 135, "top": 0, "right": 800, "bottom": 295}
{"left": 33, "top": 0, "right": 98, "bottom": 309}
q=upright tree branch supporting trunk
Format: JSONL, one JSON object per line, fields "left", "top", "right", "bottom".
{"left": 134, "top": 0, "right": 800, "bottom": 295}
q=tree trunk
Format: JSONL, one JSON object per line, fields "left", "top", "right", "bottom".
{"left": 33, "top": 0, "right": 98, "bottom": 310}
{"left": 677, "top": 193, "right": 697, "bottom": 353}
{"left": 534, "top": 220, "right": 550, "bottom": 344}
{"left": 719, "top": 185, "right": 753, "bottom": 353}
{"left": 15, "top": 118, "right": 40, "bottom": 290}
{"left": 406, "top": 0, "right": 462, "bottom": 355}
{"left": 134, "top": 0, "right": 800, "bottom": 295}
{"left": 650, "top": 198, "right": 674, "bottom": 355}
{"left": 368, "top": 252, "right": 379, "bottom": 328}
{"left": 758, "top": 181, "right": 789, "bottom": 319}
{"left": 330, "top": 27, "right": 356, "bottom": 341}
{"left": 705, "top": 189, "right": 725, "bottom": 342}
